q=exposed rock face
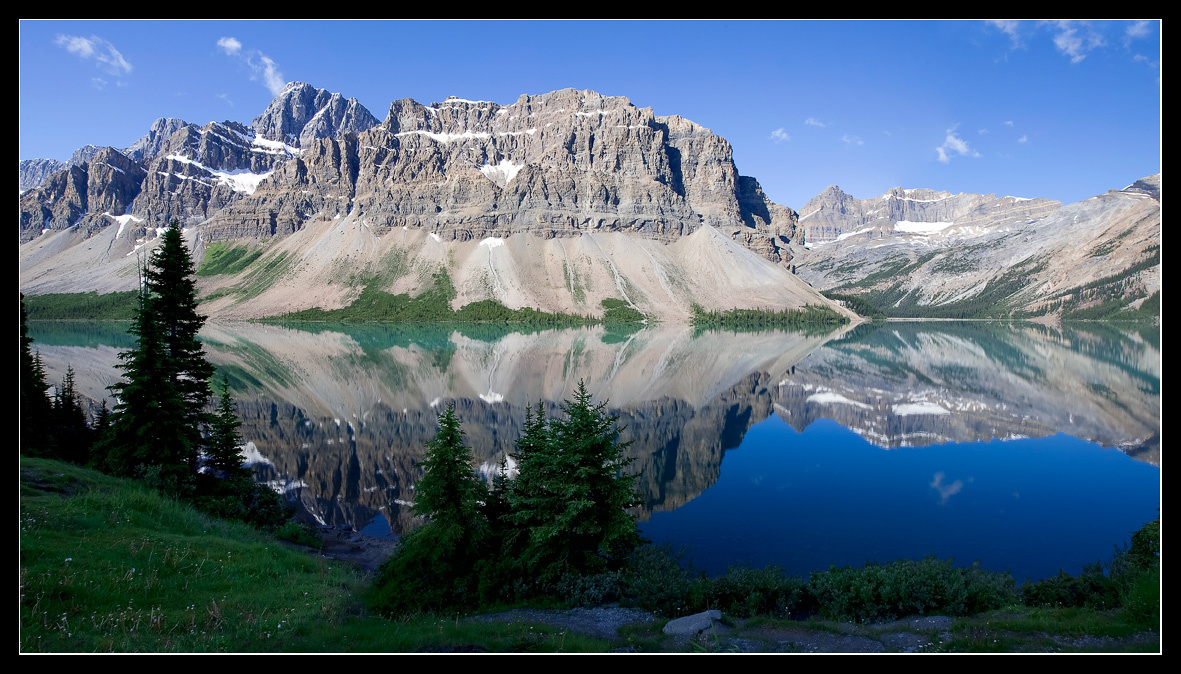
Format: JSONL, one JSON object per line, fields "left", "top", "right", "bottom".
{"left": 797, "top": 184, "right": 1061, "bottom": 244}
{"left": 205, "top": 88, "right": 796, "bottom": 266}
{"left": 129, "top": 120, "right": 304, "bottom": 228}
{"left": 124, "top": 117, "right": 188, "bottom": 163}
{"left": 68, "top": 144, "right": 103, "bottom": 168}
{"left": 19, "top": 119, "right": 186, "bottom": 193}
{"left": 18, "top": 147, "right": 147, "bottom": 242}
{"left": 250, "top": 81, "right": 379, "bottom": 148}
{"left": 795, "top": 176, "right": 1161, "bottom": 319}
{"left": 19, "top": 158, "right": 65, "bottom": 192}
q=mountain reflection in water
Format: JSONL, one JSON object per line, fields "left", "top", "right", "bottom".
{"left": 29, "top": 320, "right": 1160, "bottom": 581}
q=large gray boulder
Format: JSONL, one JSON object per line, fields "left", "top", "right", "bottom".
{"left": 663, "top": 610, "right": 722, "bottom": 636}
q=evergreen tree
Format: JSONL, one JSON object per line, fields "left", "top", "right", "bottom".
{"left": 100, "top": 292, "right": 194, "bottom": 494}
{"left": 52, "top": 365, "right": 92, "bottom": 464}
{"left": 503, "top": 402, "right": 551, "bottom": 557}
{"left": 411, "top": 404, "right": 489, "bottom": 557}
{"left": 205, "top": 376, "right": 249, "bottom": 479}
{"left": 20, "top": 294, "right": 53, "bottom": 457}
{"left": 142, "top": 220, "right": 214, "bottom": 456}
{"left": 372, "top": 404, "right": 490, "bottom": 613}
{"left": 98, "top": 220, "right": 214, "bottom": 496}
{"left": 507, "top": 382, "right": 642, "bottom": 583}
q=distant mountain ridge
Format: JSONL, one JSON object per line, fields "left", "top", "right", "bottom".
{"left": 17, "top": 82, "right": 1158, "bottom": 323}
{"left": 793, "top": 176, "right": 1161, "bottom": 320}
{"left": 18, "top": 83, "right": 834, "bottom": 323}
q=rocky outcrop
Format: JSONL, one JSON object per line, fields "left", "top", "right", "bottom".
{"left": 18, "top": 147, "right": 146, "bottom": 242}
{"left": 250, "top": 81, "right": 379, "bottom": 148}
{"left": 19, "top": 158, "right": 65, "bottom": 192}
{"left": 797, "top": 184, "right": 1060, "bottom": 244}
{"left": 795, "top": 176, "right": 1160, "bottom": 319}
{"left": 129, "top": 120, "right": 301, "bottom": 228}
{"left": 124, "top": 117, "right": 188, "bottom": 163}
{"left": 204, "top": 88, "right": 797, "bottom": 264}
{"left": 68, "top": 144, "right": 103, "bottom": 168}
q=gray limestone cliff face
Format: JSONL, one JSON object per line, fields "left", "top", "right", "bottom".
{"left": 129, "top": 120, "right": 304, "bottom": 228}
{"left": 69, "top": 144, "right": 103, "bottom": 168}
{"left": 124, "top": 117, "right": 189, "bottom": 163}
{"left": 20, "top": 85, "right": 797, "bottom": 269}
{"left": 251, "top": 81, "right": 379, "bottom": 148}
{"left": 19, "top": 158, "right": 66, "bottom": 192}
{"left": 19, "top": 147, "right": 146, "bottom": 242}
{"left": 205, "top": 88, "right": 797, "bottom": 263}
{"left": 798, "top": 184, "right": 1060, "bottom": 243}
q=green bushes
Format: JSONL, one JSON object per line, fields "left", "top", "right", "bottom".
{"left": 600, "top": 298, "right": 645, "bottom": 324}
{"left": 196, "top": 243, "right": 263, "bottom": 277}
{"left": 808, "top": 557, "right": 1017, "bottom": 622}
{"left": 22, "top": 291, "right": 140, "bottom": 320}
{"left": 690, "top": 303, "right": 849, "bottom": 330}
{"left": 1022, "top": 516, "right": 1160, "bottom": 614}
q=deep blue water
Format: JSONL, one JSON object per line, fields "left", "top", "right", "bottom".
{"left": 640, "top": 416, "right": 1160, "bottom": 581}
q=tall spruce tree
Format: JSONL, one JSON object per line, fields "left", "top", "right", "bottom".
{"left": 142, "top": 220, "right": 214, "bottom": 447}
{"left": 99, "top": 221, "right": 212, "bottom": 496}
{"left": 101, "top": 291, "right": 194, "bottom": 493}
{"left": 372, "top": 404, "right": 490, "bottom": 613}
{"left": 411, "top": 404, "right": 490, "bottom": 560}
{"left": 507, "top": 382, "right": 642, "bottom": 583}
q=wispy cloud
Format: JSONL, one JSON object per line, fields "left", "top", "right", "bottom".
{"left": 978, "top": 128, "right": 989, "bottom": 135}
{"left": 1004, "top": 120, "right": 1014, "bottom": 127}
{"left": 217, "top": 93, "right": 235, "bottom": 107}
{"left": 217, "top": 36, "right": 286, "bottom": 96}
{"left": 216, "top": 36, "right": 242, "bottom": 56}
{"left": 988, "top": 20, "right": 1023, "bottom": 48}
{"left": 769, "top": 128, "right": 790, "bottom": 143}
{"left": 804, "top": 117, "right": 827, "bottom": 128}
{"left": 1017, "top": 135, "right": 1028, "bottom": 144}
{"left": 935, "top": 127, "right": 980, "bottom": 164}
{"left": 1050, "top": 21, "right": 1105, "bottom": 64}
{"left": 1125, "top": 20, "right": 1152, "bottom": 42}
{"left": 55, "top": 34, "right": 132, "bottom": 78}
{"left": 840, "top": 134, "right": 863, "bottom": 146}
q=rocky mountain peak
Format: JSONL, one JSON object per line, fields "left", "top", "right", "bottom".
{"left": 69, "top": 145, "right": 102, "bottom": 168}
{"left": 251, "top": 81, "right": 379, "bottom": 148}
{"left": 19, "top": 158, "right": 65, "bottom": 193}
{"left": 124, "top": 117, "right": 189, "bottom": 163}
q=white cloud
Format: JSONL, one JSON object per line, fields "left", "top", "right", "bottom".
{"left": 978, "top": 128, "right": 988, "bottom": 135}
{"left": 1004, "top": 120, "right": 1014, "bottom": 127}
{"left": 217, "top": 93, "right": 234, "bottom": 107}
{"left": 804, "top": 117, "right": 827, "bottom": 128}
{"left": 988, "top": 20, "right": 1023, "bottom": 48}
{"left": 1051, "top": 20, "right": 1105, "bottom": 64}
{"left": 840, "top": 134, "right": 864, "bottom": 146}
{"left": 936, "top": 128, "right": 980, "bottom": 164}
{"left": 91, "top": 77, "right": 108, "bottom": 89}
{"left": 217, "top": 37, "right": 287, "bottom": 96}
{"left": 1017, "top": 135, "right": 1028, "bottom": 143}
{"left": 1125, "top": 20, "right": 1152, "bottom": 41}
{"left": 216, "top": 36, "right": 242, "bottom": 55}
{"left": 769, "top": 128, "right": 790, "bottom": 143}
{"left": 55, "top": 34, "right": 132, "bottom": 76}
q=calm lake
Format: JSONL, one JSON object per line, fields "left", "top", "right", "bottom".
{"left": 29, "top": 319, "right": 1160, "bottom": 582}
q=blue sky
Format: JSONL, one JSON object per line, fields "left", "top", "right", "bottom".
{"left": 19, "top": 20, "right": 1160, "bottom": 210}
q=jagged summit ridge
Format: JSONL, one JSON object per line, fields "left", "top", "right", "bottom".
{"left": 20, "top": 85, "right": 829, "bottom": 322}
{"left": 797, "top": 184, "right": 1060, "bottom": 245}
{"left": 251, "top": 81, "right": 379, "bottom": 148}
{"left": 200, "top": 87, "right": 796, "bottom": 266}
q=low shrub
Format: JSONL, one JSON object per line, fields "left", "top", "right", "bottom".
{"left": 808, "top": 557, "right": 1016, "bottom": 623}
